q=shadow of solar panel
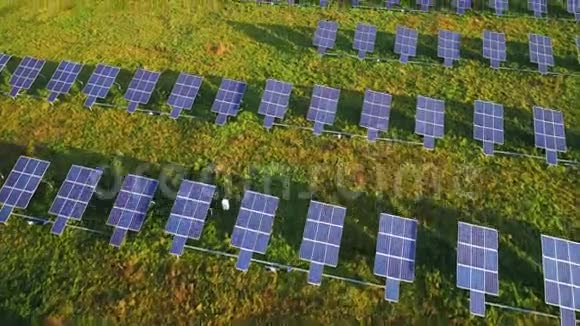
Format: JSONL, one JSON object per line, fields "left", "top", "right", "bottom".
{"left": 299, "top": 200, "right": 346, "bottom": 286}
{"left": 313, "top": 20, "right": 338, "bottom": 54}
{"left": 474, "top": 100, "right": 504, "bottom": 155}
{"left": 0, "top": 53, "right": 11, "bottom": 73}
{"left": 0, "top": 156, "right": 50, "bottom": 224}
{"left": 82, "top": 64, "right": 120, "bottom": 108}
{"left": 167, "top": 73, "right": 203, "bottom": 119}
{"left": 9, "top": 56, "right": 45, "bottom": 98}
{"left": 49, "top": 165, "right": 102, "bottom": 235}
{"left": 211, "top": 78, "right": 247, "bottom": 126}
{"left": 456, "top": 222, "right": 499, "bottom": 317}
{"left": 394, "top": 26, "right": 418, "bottom": 64}
{"left": 567, "top": 0, "right": 580, "bottom": 20}
{"left": 360, "top": 90, "right": 391, "bottom": 141}
{"left": 529, "top": 34, "right": 554, "bottom": 74}
{"left": 489, "top": 0, "right": 508, "bottom": 15}
{"left": 438, "top": 30, "right": 461, "bottom": 68}
{"left": 106, "top": 175, "right": 158, "bottom": 248}
{"left": 165, "top": 180, "right": 216, "bottom": 256}
{"left": 415, "top": 96, "right": 445, "bottom": 150}
{"left": 483, "top": 30, "right": 506, "bottom": 69}
{"left": 533, "top": 106, "right": 567, "bottom": 165}
{"left": 307, "top": 85, "right": 340, "bottom": 136}
{"left": 528, "top": 0, "right": 547, "bottom": 16}
{"left": 258, "top": 79, "right": 293, "bottom": 129}
{"left": 124, "top": 69, "right": 161, "bottom": 113}
{"left": 231, "top": 191, "right": 279, "bottom": 271}
{"left": 46, "top": 60, "right": 83, "bottom": 103}
{"left": 374, "top": 214, "right": 418, "bottom": 302}
{"left": 455, "top": 0, "right": 471, "bottom": 14}
{"left": 353, "top": 23, "right": 377, "bottom": 59}
{"left": 418, "top": 0, "right": 433, "bottom": 11}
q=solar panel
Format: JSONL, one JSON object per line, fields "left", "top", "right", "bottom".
{"left": 359, "top": 89, "right": 391, "bottom": 141}
{"left": 352, "top": 0, "right": 360, "bottom": 6}
{"left": 567, "top": 0, "right": 580, "bottom": 21}
{"left": 313, "top": 20, "right": 338, "bottom": 54}
{"left": 0, "top": 156, "right": 50, "bottom": 223}
{"left": 482, "top": 30, "right": 507, "bottom": 69}
{"left": 489, "top": 0, "right": 508, "bottom": 15}
{"left": 299, "top": 200, "right": 346, "bottom": 286}
{"left": 231, "top": 191, "right": 279, "bottom": 271}
{"left": 540, "top": 235, "right": 580, "bottom": 326}
{"left": 165, "top": 180, "right": 216, "bottom": 256}
{"left": 456, "top": 222, "right": 499, "bottom": 317}
{"left": 576, "top": 37, "right": 580, "bottom": 64}
{"left": 46, "top": 60, "right": 83, "bottom": 103}
{"left": 82, "top": 64, "right": 121, "bottom": 108}
{"left": 473, "top": 100, "right": 504, "bottom": 155}
{"left": 320, "top": 0, "right": 328, "bottom": 7}
{"left": 374, "top": 214, "right": 418, "bottom": 302}
{"left": 307, "top": 85, "right": 340, "bottom": 136}
{"left": 210, "top": 78, "right": 247, "bottom": 126}
{"left": 533, "top": 106, "right": 567, "bottom": 165}
{"left": 455, "top": 0, "right": 472, "bottom": 14}
{"left": 124, "top": 69, "right": 161, "bottom": 113}
{"left": 394, "top": 26, "right": 418, "bottom": 64}
{"left": 529, "top": 34, "right": 554, "bottom": 74}
{"left": 353, "top": 23, "right": 377, "bottom": 59}
{"left": 418, "top": 0, "right": 433, "bottom": 11}
{"left": 48, "top": 165, "right": 102, "bottom": 235}
{"left": 167, "top": 72, "right": 203, "bottom": 119}
{"left": 8, "top": 56, "right": 45, "bottom": 98}
{"left": 0, "top": 53, "right": 11, "bottom": 73}
{"left": 385, "top": 0, "right": 401, "bottom": 7}
{"left": 258, "top": 79, "right": 293, "bottom": 129}
{"left": 106, "top": 175, "right": 158, "bottom": 247}
{"left": 528, "top": 0, "right": 547, "bottom": 17}
{"left": 415, "top": 96, "right": 445, "bottom": 150}
{"left": 438, "top": 30, "right": 461, "bottom": 68}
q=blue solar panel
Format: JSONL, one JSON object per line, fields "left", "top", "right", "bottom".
{"left": 299, "top": 200, "right": 346, "bottom": 286}
{"left": 541, "top": 235, "right": 580, "bottom": 326}
{"left": 9, "top": 56, "right": 45, "bottom": 98}
{"left": 320, "top": 0, "right": 328, "bottom": 7}
{"left": 353, "top": 23, "right": 377, "bottom": 59}
{"left": 418, "top": 0, "right": 433, "bottom": 11}
{"left": 474, "top": 100, "right": 504, "bottom": 155}
{"left": 455, "top": 0, "right": 471, "bottom": 14}
{"left": 211, "top": 78, "right": 247, "bottom": 126}
{"left": 46, "top": 60, "right": 83, "bottom": 103}
{"left": 528, "top": 0, "right": 547, "bottom": 17}
{"left": 385, "top": 0, "right": 401, "bottom": 8}
{"left": 48, "top": 165, "right": 102, "bottom": 235}
{"left": 394, "top": 26, "right": 418, "bottom": 64}
{"left": 307, "top": 85, "right": 340, "bottom": 136}
{"left": 82, "top": 64, "right": 120, "bottom": 108}
{"left": 483, "top": 30, "right": 507, "bottom": 69}
{"left": 165, "top": 180, "right": 216, "bottom": 256}
{"left": 529, "top": 34, "right": 554, "bottom": 74}
{"left": 124, "top": 69, "right": 161, "bottom": 113}
{"left": 359, "top": 89, "right": 391, "bottom": 141}
{"left": 374, "top": 214, "right": 418, "bottom": 302}
{"left": 438, "top": 30, "right": 461, "bottom": 68}
{"left": 313, "top": 20, "right": 338, "bottom": 54}
{"left": 258, "top": 79, "right": 293, "bottom": 129}
{"left": 0, "top": 53, "right": 11, "bottom": 73}
{"left": 415, "top": 96, "right": 445, "bottom": 150}
{"left": 106, "top": 175, "right": 158, "bottom": 247}
{"left": 568, "top": 0, "right": 580, "bottom": 21}
{"left": 0, "top": 156, "right": 50, "bottom": 223}
{"left": 456, "top": 222, "right": 499, "bottom": 317}
{"left": 489, "top": 0, "right": 508, "bottom": 15}
{"left": 231, "top": 191, "right": 279, "bottom": 271}
{"left": 576, "top": 37, "right": 580, "bottom": 64}
{"left": 533, "top": 106, "right": 567, "bottom": 165}
{"left": 167, "top": 72, "right": 203, "bottom": 119}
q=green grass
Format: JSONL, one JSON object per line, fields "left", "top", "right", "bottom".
{"left": 0, "top": 1, "right": 578, "bottom": 324}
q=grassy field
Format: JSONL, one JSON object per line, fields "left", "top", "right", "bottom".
{"left": 0, "top": 1, "right": 578, "bottom": 325}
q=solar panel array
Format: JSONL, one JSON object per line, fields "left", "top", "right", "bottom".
{"left": 82, "top": 64, "right": 120, "bottom": 108}
{"left": 528, "top": 0, "right": 547, "bottom": 17}
{"left": 167, "top": 73, "right": 203, "bottom": 119}
{"left": 415, "top": 96, "right": 445, "bottom": 150}
{"left": 313, "top": 20, "right": 338, "bottom": 54}
{"left": 0, "top": 53, "right": 11, "bottom": 73}
{"left": 438, "top": 30, "right": 461, "bottom": 68}
{"left": 211, "top": 79, "right": 247, "bottom": 126}
{"left": 258, "top": 79, "right": 293, "bottom": 129}
{"left": 489, "top": 0, "right": 509, "bottom": 15}
{"left": 394, "top": 26, "right": 418, "bottom": 64}
{"left": 49, "top": 165, "right": 102, "bottom": 235}
{"left": 483, "top": 30, "right": 507, "bottom": 69}
{"left": 46, "top": 60, "right": 83, "bottom": 103}
{"left": 9, "top": 56, "right": 45, "bottom": 98}
{"left": 124, "top": 69, "right": 161, "bottom": 113}
{"left": 307, "top": 85, "right": 341, "bottom": 136}
{"left": 353, "top": 23, "right": 377, "bottom": 59}
{"left": 455, "top": 0, "right": 471, "bottom": 14}
{"left": 529, "top": 34, "right": 554, "bottom": 74}
{"left": 359, "top": 89, "right": 391, "bottom": 141}
{"left": 533, "top": 106, "right": 567, "bottom": 165}
{"left": 473, "top": 100, "right": 504, "bottom": 155}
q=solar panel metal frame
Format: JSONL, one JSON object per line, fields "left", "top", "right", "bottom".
{"left": 353, "top": 23, "right": 377, "bottom": 59}
{"left": 82, "top": 63, "right": 121, "bottom": 108}
{"left": 210, "top": 78, "right": 247, "bottom": 126}
{"left": 528, "top": 33, "right": 554, "bottom": 74}
{"left": 359, "top": 89, "right": 392, "bottom": 141}
{"left": 394, "top": 26, "right": 418, "bottom": 64}
{"left": 414, "top": 96, "right": 445, "bottom": 150}
{"left": 533, "top": 106, "right": 567, "bottom": 165}
{"left": 167, "top": 72, "right": 203, "bottom": 119}
{"left": 0, "top": 53, "right": 11, "bottom": 73}
{"left": 455, "top": 0, "right": 472, "bottom": 14}
{"left": 306, "top": 85, "right": 341, "bottom": 136}
{"left": 313, "top": 20, "right": 338, "bottom": 54}
{"left": 46, "top": 60, "right": 83, "bottom": 103}
{"left": 258, "top": 79, "right": 293, "bottom": 129}
{"left": 8, "top": 56, "right": 45, "bottom": 98}
{"left": 488, "top": 0, "right": 509, "bottom": 15}
{"left": 437, "top": 30, "right": 461, "bottom": 68}
{"left": 482, "top": 30, "right": 507, "bottom": 69}
{"left": 528, "top": 0, "right": 547, "bottom": 16}
{"left": 124, "top": 68, "right": 161, "bottom": 113}
{"left": 473, "top": 100, "right": 504, "bottom": 155}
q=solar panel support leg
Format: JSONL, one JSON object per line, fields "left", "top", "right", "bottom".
{"left": 0, "top": 205, "right": 13, "bottom": 223}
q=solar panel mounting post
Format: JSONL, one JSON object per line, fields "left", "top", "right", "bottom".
{"left": 307, "top": 262, "right": 324, "bottom": 286}
{"left": 385, "top": 278, "right": 400, "bottom": 301}
{"left": 0, "top": 205, "right": 14, "bottom": 223}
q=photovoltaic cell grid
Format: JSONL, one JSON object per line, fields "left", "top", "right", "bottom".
{"left": 394, "top": 26, "right": 418, "bottom": 64}
{"left": 167, "top": 73, "right": 203, "bottom": 119}
{"left": 473, "top": 100, "right": 504, "bottom": 155}
{"left": 456, "top": 222, "right": 499, "bottom": 317}
{"left": 359, "top": 90, "right": 391, "bottom": 141}
{"left": 46, "top": 60, "right": 83, "bottom": 103}
{"left": 528, "top": 0, "right": 547, "bottom": 17}
{"left": 124, "top": 69, "right": 161, "bottom": 113}
{"left": 455, "top": 0, "right": 472, "bottom": 14}
{"left": 307, "top": 85, "right": 341, "bottom": 136}
{"left": 313, "top": 20, "right": 338, "bottom": 54}
{"left": 529, "top": 34, "right": 554, "bottom": 74}
{"left": 299, "top": 201, "right": 346, "bottom": 286}
{"left": 541, "top": 235, "right": 580, "bottom": 326}
{"left": 165, "top": 181, "right": 216, "bottom": 256}
{"left": 82, "top": 64, "right": 120, "bottom": 108}
{"left": 374, "top": 214, "right": 418, "bottom": 302}
{"left": 533, "top": 106, "right": 567, "bottom": 165}
{"left": 418, "top": 0, "right": 433, "bottom": 11}
{"left": 489, "top": 0, "right": 508, "bottom": 15}
{"left": 438, "top": 30, "right": 461, "bottom": 68}
{"left": 483, "top": 30, "right": 507, "bottom": 69}
{"left": 0, "top": 156, "right": 50, "bottom": 224}
{"left": 258, "top": 79, "right": 293, "bottom": 129}
{"left": 8, "top": 56, "right": 45, "bottom": 98}
{"left": 0, "top": 53, "right": 11, "bottom": 73}
{"left": 353, "top": 23, "right": 377, "bottom": 59}
{"left": 211, "top": 79, "right": 247, "bottom": 126}
{"left": 414, "top": 96, "right": 445, "bottom": 150}
{"left": 231, "top": 191, "right": 279, "bottom": 271}
{"left": 106, "top": 175, "right": 158, "bottom": 247}
{"left": 48, "top": 165, "right": 102, "bottom": 236}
